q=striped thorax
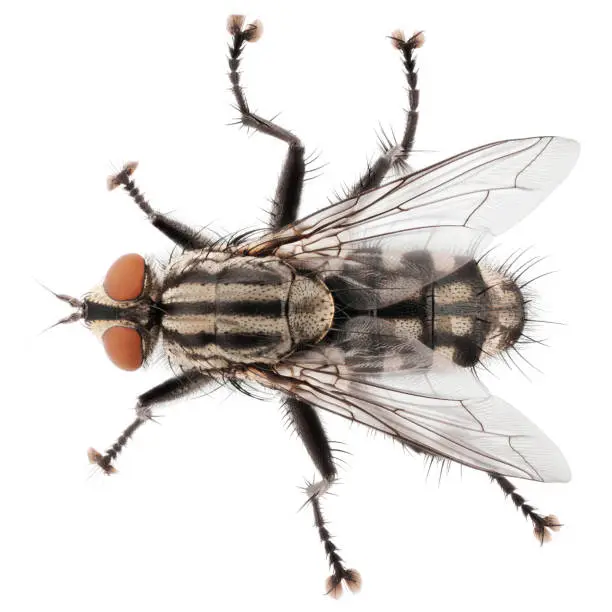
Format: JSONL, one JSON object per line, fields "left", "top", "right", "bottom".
{"left": 161, "top": 252, "right": 334, "bottom": 369}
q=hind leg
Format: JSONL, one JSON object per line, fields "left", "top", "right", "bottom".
{"left": 345, "top": 29, "right": 424, "bottom": 198}
{"left": 491, "top": 474, "right": 562, "bottom": 544}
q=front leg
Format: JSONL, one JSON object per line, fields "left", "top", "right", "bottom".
{"left": 108, "top": 162, "right": 214, "bottom": 250}
{"left": 226, "top": 15, "right": 305, "bottom": 229}
{"left": 88, "top": 371, "right": 210, "bottom": 474}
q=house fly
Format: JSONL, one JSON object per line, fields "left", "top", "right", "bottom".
{"left": 52, "top": 15, "right": 578, "bottom": 598}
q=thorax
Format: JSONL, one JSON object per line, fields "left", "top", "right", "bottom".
{"left": 160, "top": 251, "right": 334, "bottom": 369}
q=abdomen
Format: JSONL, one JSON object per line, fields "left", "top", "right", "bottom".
{"left": 327, "top": 259, "right": 526, "bottom": 368}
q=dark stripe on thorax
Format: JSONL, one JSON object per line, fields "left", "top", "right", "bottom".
{"left": 165, "top": 266, "right": 286, "bottom": 289}
{"left": 165, "top": 329, "right": 282, "bottom": 350}
{"left": 163, "top": 299, "right": 284, "bottom": 317}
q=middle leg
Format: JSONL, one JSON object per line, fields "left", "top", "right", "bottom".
{"left": 284, "top": 396, "right": 361, "bottom": 598}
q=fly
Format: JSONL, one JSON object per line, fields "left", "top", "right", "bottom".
{"left": 53, "top": 15, "right": 578, "bottom": 598}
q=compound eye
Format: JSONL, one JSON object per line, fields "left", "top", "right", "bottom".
{"left": 102, "top": 326, "right": 143, "bottom": 371}
{"left": 104, "top": 254, "right": 146, "bottom": 301}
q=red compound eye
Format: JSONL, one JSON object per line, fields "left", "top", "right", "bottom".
{"left": 103, "top": 254, "right": 146, "bottom": 301}
{"left": 102, "top": 326, "right": 143, "bottom": 371}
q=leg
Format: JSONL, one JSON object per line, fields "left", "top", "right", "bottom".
{"left": 490, "top": 474, "right": 562, "bottom": 544}
{"left": 88, "top": 371, "right": 210, "bottom": 474}
{"left": 284, "top": 397, "right": 361, "bottom": 598}
{"left": 345, "top": 29, "right": 424, "bottom": 198}
{"left": 226, "top": 15, "right": 305, "bottom": 229}
{"left": 417, "top": 450, "right": 562, "bottom": 543}
{"left": 108, "top": 162, "right": 214, "bottom": 250}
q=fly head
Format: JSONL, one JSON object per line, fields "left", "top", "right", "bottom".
{"left": 82, "top": 253, "right": 162, "bottom": 371}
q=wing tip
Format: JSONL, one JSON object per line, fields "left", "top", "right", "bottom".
{"left": 532, "top": 135, "right": 580, "bottom": 177}
{"left": 544, "top": 455, "right": 572, "bottom": 483}
{"left": 513, "top": 135, "right": 579, "bottom": 200}
{"left": 531, "top": 444, "right": 571, "bottom": 483}
{"left": 547, "top": 135, "right": 580, "bottom": 165}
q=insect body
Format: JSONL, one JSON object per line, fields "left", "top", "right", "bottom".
{"left": 55, "top": 16, "right": 578, "bottom": 598}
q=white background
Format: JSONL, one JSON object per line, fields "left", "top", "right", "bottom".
{"left": 0, "top": 1, "right": 608, "bottom": 611}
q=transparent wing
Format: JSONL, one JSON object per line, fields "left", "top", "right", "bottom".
{"left": 242, "top": 338, "right": 570, "bottom": 483}
{"left": 243, "top": 137, "right": 578, "bottom": 308}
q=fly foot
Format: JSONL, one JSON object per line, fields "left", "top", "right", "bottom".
{"left": 325, "top": 568, "right": 362, "bottom": 599}
{"left": 226, "top": 15, "right": 263, "bottom": 43}
{"left": 87, "top": 447, "right": 117, "bottom": 475}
